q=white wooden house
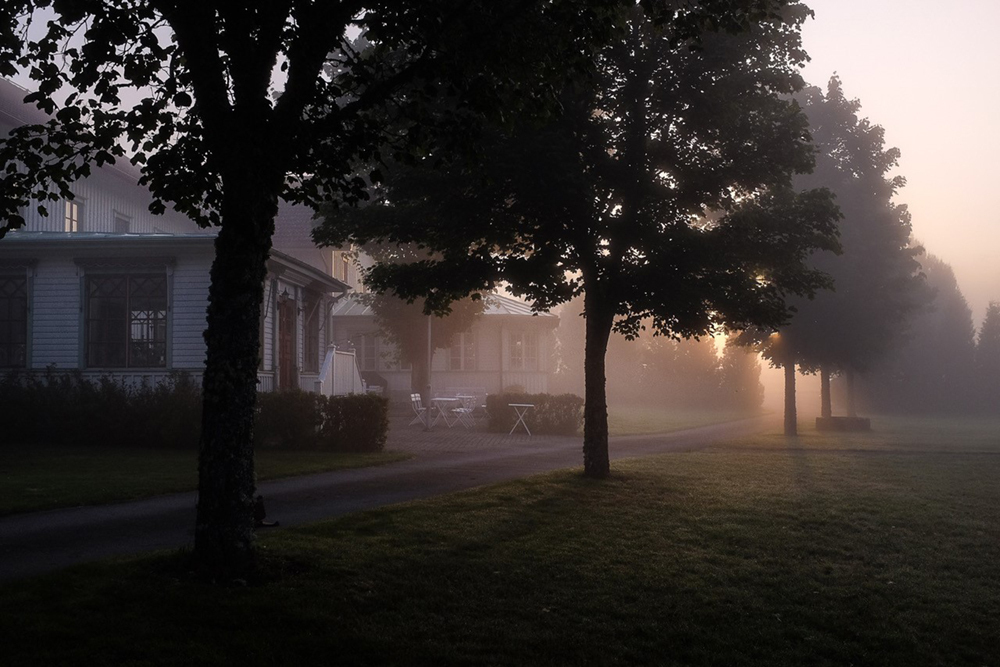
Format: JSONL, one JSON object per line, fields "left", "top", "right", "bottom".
{"left": 328, "top": 293, "right": 559, "bottom": 399}
{"left": 0, "top": 78, "right": 362, "bottom": 395}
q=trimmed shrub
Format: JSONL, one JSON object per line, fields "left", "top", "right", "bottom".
{"left": 318, "top": 393, "right": 390, "bottom": 453}
{"left": 0, "top": 370, "right": 387, "bottom": 452}
{"left": 254, "top": 389, "right": 389, "bottom": 452}
{"left": 0, "top": 369, "right": 201, "bottom": 448}
{"left": 254, "top": 390, "right": 324, "bottom": 450}
{"left": 487, "top": 392, "right": 584, "bottom": 436}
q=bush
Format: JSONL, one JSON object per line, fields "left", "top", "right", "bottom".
{"left": 486, "top": 392, "right": 584, "bottom": 436}
{"left": 0, "top": 370, "right": 387, "bottom": 452}
{"left": 0, "top": 369, "right": 201, "bottom": 448}
{"left": 318, "top": 393, "right": 390, "bottom": 453}
{"left": 255, "top": 390, "right": 389, "bottom": 452}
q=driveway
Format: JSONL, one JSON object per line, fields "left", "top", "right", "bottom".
{"left": 0, "top": 415, "right": 776, "bottom": 583}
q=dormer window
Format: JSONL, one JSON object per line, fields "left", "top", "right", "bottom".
{"left": 64, "top": 200, "right": 81, "bottom": 232}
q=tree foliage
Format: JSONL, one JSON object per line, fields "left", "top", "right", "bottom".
{"left": 859, "top": 254, "right": 976, "bottom": 413}
{"left": 318, "top": 2, "right": 840, "bottom": 476}
{"left": 737, "top": 76, "right": 925, "bottom": 425}
{"left": 754, "top": 77, "right": 924, "bottom": 374}
{"left": 975, "top": 301, "right": 1000, "bottom": 410}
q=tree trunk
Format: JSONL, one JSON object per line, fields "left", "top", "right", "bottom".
{"left": 846, "top": 369, "right": 857, "bottom": 418}
{"left": 194, "top": 180, "right": 278, "bottom": 579}
{"left": 820, "top": 365, "right": 832, "bottom": 418}
{"left": 582, "top": 291, "right": 614, "bottom": 478}
{"left": 783, "top": 360, "right": 797, "bottom": 436}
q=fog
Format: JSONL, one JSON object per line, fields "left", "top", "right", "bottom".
{"left": 801, "top": 0, "right": 1000, "bottom": 328}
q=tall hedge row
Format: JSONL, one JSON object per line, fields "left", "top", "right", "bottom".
{"left": 486, "top": 392, "right": 584, "bottom": 435}
{"left": 0, "top": 370, "right": 388, "bottom": 452}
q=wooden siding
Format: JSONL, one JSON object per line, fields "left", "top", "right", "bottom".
{"left": 16, "top": 168, "right": 201, "bottom": 235}
{"left": 29, "top": 255, "right": 80, "bottom": 368}
{"left": 166, "top": 253, "right": 212, "bottom": 369}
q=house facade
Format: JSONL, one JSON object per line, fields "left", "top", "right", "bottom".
{"left": 0, "top": 79, "right": 360, "bottom": 395}
{"left": 329, "top": 293, "right": 559, "bottom": 399}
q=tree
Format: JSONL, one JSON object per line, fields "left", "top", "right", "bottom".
{"left": 353, "top": 243, "right": 485, "bottom": 395}
{"left": 975, "top": 301, "right": 1000, "bottom": 410}
{"left": 741, "top": 76, "right": 924, "bottom": 429}
{"left": 859, "top": 254, "right": 975, "bottom": 413}
{"left": 0, "top": 1, "right": 623, "bottom": 576}
{"left": 318, "top": 2, "right": 840, "bottom": 477}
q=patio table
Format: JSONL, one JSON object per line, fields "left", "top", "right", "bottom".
{"left": 430, "top": 397, "right": 461, "bottom": 428}
{"left": 508, "top": 403, "right": 535, "bottom": 436}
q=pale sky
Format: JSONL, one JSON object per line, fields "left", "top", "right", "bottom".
{"left": 800, "top": 0, "right": 1000, "bottom": 326}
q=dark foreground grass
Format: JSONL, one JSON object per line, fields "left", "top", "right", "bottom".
{"left": 0, "top": 446, "right": 409, "bottom": 516}
{"left": 2, "top": 427, "right": 999, "bottom": 666}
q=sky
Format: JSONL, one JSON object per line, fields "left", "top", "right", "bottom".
{"left": 798, "top": 0, "right": 1000, "bottom": 326}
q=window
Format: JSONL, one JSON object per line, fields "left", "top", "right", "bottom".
{"left": 303, "top": 293, "right": 321, "bottom": 373}
{"left": 450, "top": 332, "right": 477, "bottom": 371}
{"left": 86, "top": 274, "right": 167, "bottom": 368}
{"left": 0, "top": 275, "right": 27, "bottom": 368}
{"left": 114, "top": 215, "right": 130, "bottom": 234}
{"left": 509, "top": 331, "right": 538, "bottom": 371}
{"left": 64, "top": 200, "right": 81, "bottom": 232}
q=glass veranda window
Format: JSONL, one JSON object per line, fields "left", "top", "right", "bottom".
{"left": 86, "top": 274, "right": 167, "bottom": 368}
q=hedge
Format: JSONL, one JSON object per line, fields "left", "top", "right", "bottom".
{"left": 486, "top": 392, "right": 584, "bottom": 436}
{"left": 0, "top": 370, "right": 388, "bottom": 452}
{"left": 255, "top": 390, "right": 389, "bottom": 452}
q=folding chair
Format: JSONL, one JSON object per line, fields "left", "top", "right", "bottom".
{"left": 408, "top": 393, "right": 428, "bottom": 427}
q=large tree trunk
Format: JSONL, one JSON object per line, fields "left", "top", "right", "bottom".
{"left": 582, "top": 291, "right": 614, "bottom": 478}
{"left": 784, "top": 360, "right": 797, "bottom": 436}
{"left": 820, "top": 365, "right": 832, "bottom": 418}
{"left": 194, "top": 180, "right": 278, "bottom": 579}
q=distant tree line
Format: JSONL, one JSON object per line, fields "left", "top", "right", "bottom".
{"left": 855, "top": 255, "right": 999, "bottom": 415}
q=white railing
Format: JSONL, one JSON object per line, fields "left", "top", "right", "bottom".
{"left": 314, "top": 345, "right": 365, "bottom": 396}
{"left": 257, "top": 372, "right": 274, "bottom": 393}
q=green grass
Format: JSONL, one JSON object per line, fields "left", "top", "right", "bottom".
{"left": 726, "top": 413, "right": 1000, "bottom": 452}
{"left": 608, "top": 404, "right": 762, "bottom": 436}
{"left": 3, "top": 417, "right": 998, "bottom": 665}
{"left": 0, "top": 446, "right": 410, "bottom": 516}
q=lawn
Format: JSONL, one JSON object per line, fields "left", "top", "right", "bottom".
{"left": 0, "top": 445, "right": 409, "bottom": 516}
{"left": 608, "top": 404, "right": 762, "bottom": 436}
{"left": 2, "top": 417, "right": 998, "bottom": 665}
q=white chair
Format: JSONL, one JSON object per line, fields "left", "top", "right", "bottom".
{"left": 453, "top": 395, "right": 477, "bottom": 429}
{"left": 408, "top": 393, "right": 427, "bottom": 427}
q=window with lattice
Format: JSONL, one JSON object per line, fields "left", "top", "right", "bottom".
{"left": 86, "top": 274, "right": 167, "bottom": 368}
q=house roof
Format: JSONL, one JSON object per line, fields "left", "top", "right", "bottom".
{"left": 270, "top": 248, "right": 350, "bottom": 293}
{"left": 0, "top": 230, "right": 215, "bottom": 250}
{"left": 331, "top": 292, "right": 557, "bottom": 321}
